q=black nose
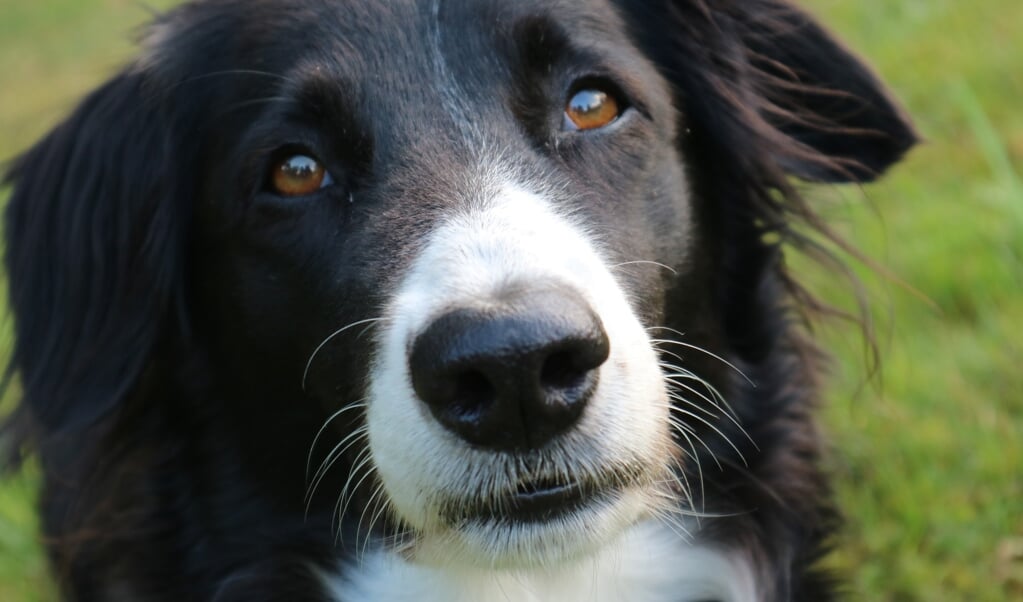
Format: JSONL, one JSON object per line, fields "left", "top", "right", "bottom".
{"left": 409, "top": 287, "right": 610, "bottom": 451}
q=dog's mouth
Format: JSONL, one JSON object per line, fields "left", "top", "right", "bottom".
{"left": 444, "top": 467, "right": 644, "bottom": 527}
{"left": 495, "top": 477, "right": 592, "bottom": 522}
{"left": 449, "top": 479, "right": 601, "bottom": 526}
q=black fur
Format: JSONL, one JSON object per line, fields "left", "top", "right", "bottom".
{"left": 2, "top": 0, "right": 915, "bottom": 600}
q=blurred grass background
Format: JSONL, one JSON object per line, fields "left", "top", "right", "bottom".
{"left": 0, "top": 0, "right": 1020, "bottom": 600}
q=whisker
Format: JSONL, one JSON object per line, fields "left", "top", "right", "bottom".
{"left": 650, "top": 507, "right": 694, "bottom": 541}
{"left": 215, "top": 95, "right": 291, "bottom": 119}
{"left": 305, "top": 425, "right": 369, "bottom": 515}
{"left": 674, "top": 428, "right": 706, "bottom": 507}
{"left": 305, "top": 400, "right": 368, "bottom": 481}
{"left": 334, "top": 447, "right": 374, "bottom": 538}
{"left": 338, "top": 455, "right": 381, "bottom": 536}
{"left": 609, "top": 260, "right": 678, "bottom": 275}
{"left": 302, "top": 317, "right": 384, "bottom": 391}
{"left": 178, "top": 69, "right": 293, "bottom": 87}
{"left": 670, "top": 371, "right": 740, "bottom": 420}
{"left": 356, "top": 482, "right": 388, "bottom": 560}
{"left": 647, "top": 327, "right": 756, "bottom": 387}
{"left": 659, "top": 372, "right": 720, "bottom": 419}
{"left": 660, "top": 408, "right": 724, "bottom": 471}
{"left": 663, "top": 374, "right": 755, "bottom": 448}
{"left": 658, "top": 358, "right": 759, "bottom": 451}
{"left": 665, "top": 395, "right": 747, "bottom": 466}
{"left": 366, "top": 487, "right": 394, "bottom": 541}
{"left": 157, "top": 68, "right": 296, "bottom": 97}
{"left": 652, "top": 344, "right": 688, "bottom": 366}
{"left": 650, "top": 490, "right": 741, "bottom": 520}
{"left": 659, "top": 451, "right": 700, "bottom": 518}
{"left": 648, "top": 488, "right": 705, "bottom": 520}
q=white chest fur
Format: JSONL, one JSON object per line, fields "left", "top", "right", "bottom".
{"left": 324, "top": 521, "right": 756, "bottom": 602}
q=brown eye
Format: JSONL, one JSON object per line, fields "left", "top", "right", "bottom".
{"left": 564, "top": 88, "right": 620, "bottom": 131}
{"left": 270, "top": 154, "right": 332, "bottom": 197}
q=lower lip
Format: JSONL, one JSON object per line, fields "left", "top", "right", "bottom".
{"left": 489, "top": 482, "right": 592, "bottom": 523}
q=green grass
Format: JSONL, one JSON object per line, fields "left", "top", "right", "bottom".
{"left": 797, "top": 1, "right": 1023, "bottom": 599}
{"left": 1, "top": 0, "right": 1021, "bottom": 600}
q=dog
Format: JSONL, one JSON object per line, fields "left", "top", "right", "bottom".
{"left": 1, "top": 0, "right": 915, "bottom": 600}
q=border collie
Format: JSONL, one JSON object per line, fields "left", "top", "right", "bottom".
{"left": 2, "top": 0, "right": 915, "bottom": 600}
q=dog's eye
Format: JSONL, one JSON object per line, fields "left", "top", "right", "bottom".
{"left": 564, "top": 88, "right": 621, "bottom": 131}
{"left": 269, "top": 154, "right": 334, "bottom": 197}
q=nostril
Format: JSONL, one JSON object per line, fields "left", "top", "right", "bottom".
{"left": 449, "top": 369, "right": 496, "bottom": 417}
{"left": 540, "top": 350, "right": 587, "bottom": 391}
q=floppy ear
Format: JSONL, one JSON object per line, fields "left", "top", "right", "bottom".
{"left": 615, "top": 0, "right": 916, "bottom": 358}
{"left": 3, "top": 71, "right": 186, "bottom": 433}
{"left": 621, "top": 0, "right": 917, "bottom": 182}
{"left": 729, "top": 0, "right": 917, "bottom": 181}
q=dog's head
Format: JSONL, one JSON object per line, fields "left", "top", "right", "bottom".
{"left": 4, "top": 0, "right": 914, "bottom": 573}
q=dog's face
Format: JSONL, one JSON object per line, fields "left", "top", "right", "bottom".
{"left": 4, "top": 0, "right": 915, "bottom": 591}
{"left": 188, "top": 0, "right": 687, "bottom": 566}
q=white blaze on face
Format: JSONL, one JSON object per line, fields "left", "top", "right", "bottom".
{"left": 366, "top": 179, "right": 672, "bottom": 566}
